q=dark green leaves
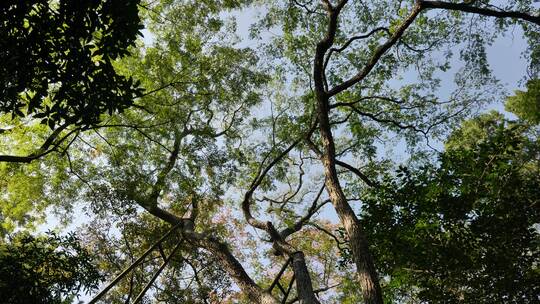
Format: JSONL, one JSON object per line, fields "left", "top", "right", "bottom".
{"left": 360, "top": 114, "right": 540, "bottom": 303}
{"left": 0, "top": 231, "right": 103, "bottom": 304}
{"left": 0, "top": 0, "right": 144, "bottom": 128}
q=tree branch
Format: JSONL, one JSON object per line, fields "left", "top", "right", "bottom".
{"left": 280, "top": 184, "right": 327, "bottom": 239}
{"left": 324, "top": 27, "right": 390, "bottom": 71}
{"left": 328, "top": 2, "right": 422, "bottom": 96}
{"left": 242, "top": 123, "right": 317, "bottom": 231}
{"left": 344, "top": 103, "right": 427, "bottom": 134}
{"left": 0, "top": 123, "right": 80, "bottom": 163}
{"left": 148, "top": 130, "right": 183, "bottom": 203}
{"left": 308, "top": 223, "right": 346, "bottom": 251}
{"left": 420, "top": 0, "right": 540, "bottom": 26}
{"left": 335, "top": 160, "right": 378, "bottom": 188}
{"left": 330, "top": 95, "right": 404, "bottom": 109}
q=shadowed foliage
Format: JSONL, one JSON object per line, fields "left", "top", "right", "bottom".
{"left": 0, "top": 0, "right": 143, "bottom": 128}
{"left": 0, "top": 232, "right": 103, "bottom": 304}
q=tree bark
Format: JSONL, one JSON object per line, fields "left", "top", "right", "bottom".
{"left": 310, "top": 2, "right": 384, "bottom": 302}
{"left": 291, "top": 251, "right": 321, "bottom": 304}
{"left": 315, "top": 91, "right": 383, "bottom": 304}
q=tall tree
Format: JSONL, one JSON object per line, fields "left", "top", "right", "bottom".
{"left": 1, "top": 1, "right": 539, "bottom": 303}
{"left": 359, "top": 110, "right": 540, "bottom": 303}
{"left": 250, "top": 1, "right": 539, "bottom": 302}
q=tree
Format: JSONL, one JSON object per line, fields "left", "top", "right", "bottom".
{"left": 0, "top": 231, "right": 103, "bottom": 304}
{"left": 249, "top": 1, "right": 539, "bottom": 302}
{"left": 1, "top": 1, "right": 539, "bottom": 303}
{"left": 0, "top": 0, "right": 143, "bottom": 162}
{"left": 359, "top": 111, "right": 540, "bottom": 303}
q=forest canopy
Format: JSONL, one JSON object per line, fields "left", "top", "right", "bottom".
{"left": 0, "top": 1, "right": 539, "bottom": 303}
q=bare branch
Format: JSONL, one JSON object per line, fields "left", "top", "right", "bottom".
{"left": 420, "top": 0, "right": 540, "bottom": 26}
{"left": 335, "top": 160, "right": 378, "bottom": 188}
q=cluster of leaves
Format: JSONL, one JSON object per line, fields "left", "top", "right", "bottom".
{"left": 359, "top": 112, "right": 540, "bottom": 303}
{"left": 505, "top": 78, "right": 540, "bottom": 124}
{"left": 0, "top": 231, "right": 103, "bottom": 304}
{"left": 0, "top": 0, "right": 144, "bottom": 128}
{"left": 0, "top": 153, "right": 78, "bottom": 234}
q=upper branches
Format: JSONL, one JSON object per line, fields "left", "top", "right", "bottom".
{"left": 242, "top": 122, "right": 317, "bottom": 233}
{"left": 321, "top": 0, "right": 540, "bottom": 97}
{"left": 326, "top": 2, "right": 423, "bottom": 96}
{"left": 420, "top": 1, "right": 540, "bottom": 26}
{"left": 313, "top": 0, "right": 349, "bottom": 97}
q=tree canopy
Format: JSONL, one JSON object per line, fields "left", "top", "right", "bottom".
{"left": 0, "top": 1, "right": 539, "bottom": 303}
{"left": 0, "top": 232, "right": 102, "bottom": 304}
{"left": 0, "top": 0, "right": 143, "bottom": 162}
{"left": 361, "top": 111, "right": 540, "bottom": 303}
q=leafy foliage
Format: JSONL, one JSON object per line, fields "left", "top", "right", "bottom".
{"left": 0, "top": 231, "right": 103, "bottom": 304}
{"left": 0, "top": 0, "right": 144, "bottom": 128}
{"left": 505, "top": 79, "right": 540, "bottom": 124}
{"left": 360, "top": 113, "right": 540, "bottom": 303}
{"left": 1, "top": 1, "right": 540, "bottom": 303}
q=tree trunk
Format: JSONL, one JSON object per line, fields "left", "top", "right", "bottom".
{"left": 322, "top": 166, "right": 383, "bottom": 304}
{"left": 291, "top": 251, "right": 321, "bottom": 304}
{"left": 315, "top": 92, "right": 383, "bottom": 304}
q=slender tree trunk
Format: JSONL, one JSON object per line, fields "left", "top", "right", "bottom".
{"left": 291, "top": 251, "right": 321, "bottom": 304}
{"left": 315, "top": 91, "right": 383, "bottom": 304}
